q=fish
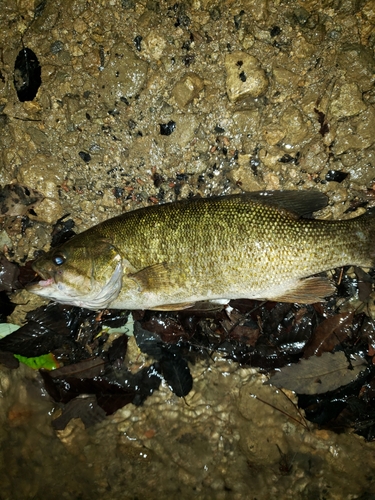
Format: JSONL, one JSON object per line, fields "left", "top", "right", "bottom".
{"left": 28, "top": 190, "right": 375, "bottom": 311}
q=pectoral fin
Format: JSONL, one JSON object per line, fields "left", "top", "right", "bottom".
{"left": 149, "top": 302, "right": 196, "bottom": 311}
{"left": 190, "top": 299, "right": 229, "bottom": 311}
{"left": 270, "top": 276, "right": 335, "bottom": 304}
{"left": 149, "top": 299, "right": 229, "bottom": 312}
{"left": 129, "top": 262, "right": 176, "bottom": 292}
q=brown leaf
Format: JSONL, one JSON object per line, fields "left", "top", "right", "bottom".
{"left": 141, "top": 315, "right": 189, "bottom": 343}
{"left": 229, "top": 324, "right": 259, "bottom": 346}
{"left": 0, "top": 254, "right": 20, "bottom": 292}
{"left": 303, "top": 312, "right": 354, "bottom": 358}
{"left": 354, "top": 267, "right": 373, "bottom": 302}
{"left": 48, "top": 357, "right": 106, "bottom": 379}
{"left": 52, "top": 396, "right": 106, "bottom": 430}
{"left": 267, "top": 351, "right": 367, "bottom": 395}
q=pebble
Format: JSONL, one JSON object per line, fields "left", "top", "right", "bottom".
{"left": 98, "top": 41, "right": 149, "bottom": 104}
{"left": 280, "top": 105, "right": 310, "bottom": 146}
{"left": 225, "top": 51, "right": 268, "bottom": 102}
{"left": 143, "top": 33, "right": 167, "bottom": 60}
{"left": 330, "top": 83, "right": 367, "bottom": 118}
{"left": 171, "top": 72, "right": 205, "bottom": 108}
{"left": 232, "top": 109, "right": 260, "bottom": 136}
{"left": 334, "top": 106, "right": 375, "bottom": 155}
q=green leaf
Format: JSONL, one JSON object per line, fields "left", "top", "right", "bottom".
{"left": 14, "top": 353, "right": 59, "bottom": 371}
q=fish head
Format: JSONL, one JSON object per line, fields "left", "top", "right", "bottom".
{"left": 28, "top": 237, "right": 123, "bottom": 310}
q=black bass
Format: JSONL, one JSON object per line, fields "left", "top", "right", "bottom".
{"left": 29, "top": 191, "right": 375, "bottom": 310}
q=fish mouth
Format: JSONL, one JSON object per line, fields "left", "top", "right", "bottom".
{"left": 37, "top": 277, "right": 55, "bottom": 287}
{"left": 31, "top": 261, "right": 56, "bottom": 285}
{"left": 29, "top": 264, "right": 57, "bottom": 290}
{"left": 27, "top": 275, "right": 55, "bottom": 292}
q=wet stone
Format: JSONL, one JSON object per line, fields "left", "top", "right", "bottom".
{"left": 262, "top": 125, "right": 285, "bottom": 146}
{"left": 159, "top": 121, "right": 176, "bottom": 136}
{"left": 172, "top": 72, "right": 204, "bottom": 109}
{"left": 280, "top": 105, "right": 310, "bottom": 146}
{"left": 333, "top": 106, "right": 375, "bottom": 155}
{"left": 170, "top": 114, "right": 200, "bottom": 150}
{"left": 143, "top": 32, "right": 167, "bottom": 60}
{"left": 225, "top": 51, "right": 268, "bottom": 102}
{"left": 50, "top": 40, "right": 64, "bottom": 54}
{"left": 227, "top": 157, "right": 264, "bottom": 192}
{"left": 79, "top": 151, "right": 91, "bottom": 163}
{"left": 98, "top": 41, "right": 149, "bottom": 105}
{"left": 330, "top": 83, "right": 367, "bottom": 118}
{"left": 272, "top": 66, "right": 300, "bottom": 88}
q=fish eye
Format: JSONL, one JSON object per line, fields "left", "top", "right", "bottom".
{"left": 53, "top": 254, "right": 66, "bottom": 266}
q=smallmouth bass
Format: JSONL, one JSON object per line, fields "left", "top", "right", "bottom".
{"left": 29, "top": 191, "right": 375, "bottom": 311}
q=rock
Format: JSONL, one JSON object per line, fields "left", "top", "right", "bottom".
{"left": 280, "top": 105, "right": 310, "bottom": 146}
{"left": 232, "top": 109, "right": 260, "bottom": 136}
{"left": 243, "top": 0, "right": 269, "bottom": 21}
{"left": 262, "top": 125, "right": 285, "bottom": 146}
{"left": 263, "top": 171, "right": 281, "bottom": 190}
{"left": 340, "top": 147, "right": 375, "bottom": 186}
{"left": 232, "top": 109, "right": 260, "bottom": 152}
{"left": 26, "top": 126, "right": 49, "bottom": 151}
{"left": 333, "top": 106, "right": 375, "bottom": 155}
{"left": 330, "top": 83, "right": 367, "bottom": 118}
{"left": 300, "top": 140, "right": 328, "bottom": 174}
{"left": 272, "top": 67, "right": 300, "bottom": 88}
{"left": 32, "top": 0, "right": 60, "bottom": 31}
{"left": 172, "top": 73, "right": 204, "bottom": 109}
{"left": 98, "top": 41, "right": 149, "bottom": 104}
{"left": 0, "top": 230, "right": 12, "bottom": 249}
{"left": 164, "top": 114, "right": 200, "bottom": 149}
{"left": 291, "top": 36, "right": 315, "bottom": 59}
{"left": 258, "top": 146, "right": 285, "bottom": 171}
{"left": 225, "top": 52, "right": 268, "bottom": 102}
{"left": 337, "top": 45, "right": 375, "bottom": 91}
{"left": 227, "top": 156, "right": 264, "bottom": 191}
{"left": 143, "top": 33, "right": 167, "bottom": 60}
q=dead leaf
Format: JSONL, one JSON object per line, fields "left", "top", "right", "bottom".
{"left": 267, "top": 351, "right": 367, "bottom": 395}
{"left": 48, "top": 357, "right": 106, "bottom": 380}
{"left": 52, "top": 395, "right": 106, "bottom": 430}
{"left": 0, "top": 254, "right": 20, "bottom": 292}
{"left": 303, "top": 312, "right": 354, "bottom": 358}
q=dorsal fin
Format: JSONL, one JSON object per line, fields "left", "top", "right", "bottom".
{"left": 241, "top": 190, "right": 329, "bottom": 218}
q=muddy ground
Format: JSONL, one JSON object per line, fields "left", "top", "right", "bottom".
{"left": 1, "top": 0, "right": 375, "bottom": 498}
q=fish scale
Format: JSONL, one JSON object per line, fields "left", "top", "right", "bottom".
{"left": 29, "top": 191, "right": 375, "bottom": 310}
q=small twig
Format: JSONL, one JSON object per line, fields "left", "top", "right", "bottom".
{"left": 250, "top": 391, "right": 309, "bottom": 430}
{"left": 337, "top": 267, "right": 344, "bottom": 286}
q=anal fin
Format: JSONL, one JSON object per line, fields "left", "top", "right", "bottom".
{"left": 270, "top": 276, "right": 336, "bottom": 304}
